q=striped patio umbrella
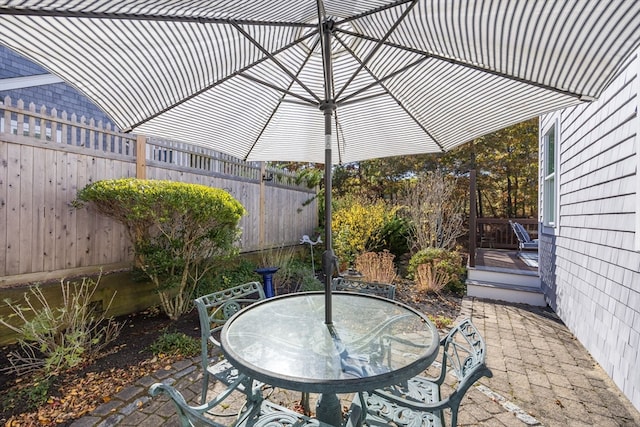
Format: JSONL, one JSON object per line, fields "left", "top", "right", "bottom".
{"left": 1, "top": 0, "right": 639, "bottom": 324}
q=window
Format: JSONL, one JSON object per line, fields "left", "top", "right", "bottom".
{"left": 543, "top": 122, "right": 558, "bottom": 227}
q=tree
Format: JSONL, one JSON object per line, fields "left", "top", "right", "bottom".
{"left": 74, "top": 179, "right": 246, "bottom": 320}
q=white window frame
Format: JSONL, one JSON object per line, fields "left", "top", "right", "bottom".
{"left": 542, "top": 119, "right": 559, "bottom": 228}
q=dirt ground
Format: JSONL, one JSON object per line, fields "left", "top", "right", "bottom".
{"left": 0, "top": 285, "right": 462, "bottom": 426}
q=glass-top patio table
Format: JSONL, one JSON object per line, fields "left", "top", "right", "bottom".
{"left": 221, "top": 291, "right": 440, "bottom": 426}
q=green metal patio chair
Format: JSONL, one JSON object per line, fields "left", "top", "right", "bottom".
{"left": 149, "top": 373, "right": 334, "bottom": 427}
{"left": 332, "top": 277, "right": 396, "bottom": 299}
{"left": 351, "top": 318, "right": 492, "bottom": 427}
{"left": 194, "top": 282, "right": 266, "bottom": 403}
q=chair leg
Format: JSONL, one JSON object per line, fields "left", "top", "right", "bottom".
{"left": 201, "top": 372, "right": 209, "bottom": 404}
{"left": 301, "top": 392, "right": 310, "bottom": 416}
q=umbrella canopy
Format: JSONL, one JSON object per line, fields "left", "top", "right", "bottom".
{"left": 1, "top": 0, "right": 639, "bottom": 323}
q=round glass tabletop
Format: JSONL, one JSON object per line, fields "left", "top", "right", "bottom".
{"left": 221, "top": 291, "right": 439, "bottom": 394}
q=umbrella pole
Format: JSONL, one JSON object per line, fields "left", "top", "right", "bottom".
{"left": 321, "top": 19, "right": 336, "bottom": 326}
{"left": 322, "top": 107, "right": 336, "bottom": 326}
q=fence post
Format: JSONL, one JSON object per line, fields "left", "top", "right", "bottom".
{"left": 469, "top": 169, "right": 477, "bottom": 267}
{"left": 259, "top": 162, "right": 266, "bottom": 248}
{"left": 136, "top": 135, "right": 146, "bottom": 179}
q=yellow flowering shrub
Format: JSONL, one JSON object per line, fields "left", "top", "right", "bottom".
{"left": 332, "top": 197, "right": 395, "bottom": 267}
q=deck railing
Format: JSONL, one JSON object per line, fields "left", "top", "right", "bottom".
{"left": 476, "top": 218, "right": 538, "bottom": 250}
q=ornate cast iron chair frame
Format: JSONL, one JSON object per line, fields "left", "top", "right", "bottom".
{"left": 149, "top": 373, "right": 335, "bottom": 427}
{"left": 194, "top": 281, "right": 266, "bottom": 403}
{"left": 352, "top": 318, "right": 492, "bottom": 427}
{"left": 332, "top": 277, "right": 396, "bottom": 300}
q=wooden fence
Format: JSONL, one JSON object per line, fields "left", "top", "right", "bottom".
{"left": 0, "top": 97, "right": 318, "bottom": 285}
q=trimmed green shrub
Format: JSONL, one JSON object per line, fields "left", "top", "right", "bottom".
{"left": 74, "top": 179, "right": 246, "bottom": 319}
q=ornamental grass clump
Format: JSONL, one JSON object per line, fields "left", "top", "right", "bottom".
{"left": 354, "top": 250, "right": 397, "bottom": 284}
{"left": 74, "top": 179, "right": 246, "bottom": 320}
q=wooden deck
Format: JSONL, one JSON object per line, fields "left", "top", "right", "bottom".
{"left": 472, "top": 249, "right": 538, "bottom": 272}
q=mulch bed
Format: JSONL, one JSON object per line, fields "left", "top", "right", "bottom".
{"left": 0, "top": 287, "right": 461, "bottom": 426}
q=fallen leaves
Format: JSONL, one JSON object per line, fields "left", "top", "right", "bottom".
{"left": 4, "top": 355, "right": 183, "bottom": 426}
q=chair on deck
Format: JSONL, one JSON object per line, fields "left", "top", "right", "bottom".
{"left": 332, "top": 277, "right": 396, "bottom": 300}
{"left": 194, "top": 282, "right": 266, "bottom": 403}
{"left": 149, "top": 374, "right": 334, "bottom": 427}
{"left": 350, "top": 318, "right": 492, "bottom": 427}
{"left": 509, "top": 220, "right": 538, "bottom": 251}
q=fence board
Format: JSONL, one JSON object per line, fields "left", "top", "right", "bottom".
{"left": 31, "top": 145, "right": 46, "bottom": 272}
{"left": 43, "top": 148, "right": 57, "bottom": 272}
{"left": 76, "top": 154, "right": 90, "bottom": 266}
{"left": 6, "top": 143, "right": 21, "bottom": 273}
{"left": 0, "top": 142, "right": 7, "bottom": 273}
{"left": 54, "top": 150, "right": 68, "bottom": 271}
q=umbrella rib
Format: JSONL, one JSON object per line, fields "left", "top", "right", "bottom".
{"left": 336, "top": 57, "right": 428, "bottom": 105}
{"left": 237, "top": 73, "right": 317, "bottom": 106}
{"left": 338, "top": 29, "right": 590, "bottom": 101}
{"left": 230, "top": 22, "right": 321, "bottom": 104}
{"left": 334, "top": 34, "right": 446, "bottom": 152}
{"left": 121, "top": 29, "right": 319, "bottom": 132}
{"left": 243, "top": 36, "right": 321, "bottom": 161}
{"left": 334, "top": 0, "right": 420, "bottom": 101}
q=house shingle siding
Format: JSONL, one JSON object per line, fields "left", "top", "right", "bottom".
{"left": 540, "top": 53, "right": 640, "bottom": 411}
{"left": 1, "top": 46, "right": 113, "bottom": 126}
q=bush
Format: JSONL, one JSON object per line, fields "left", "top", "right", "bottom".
{"left": 75, "top": 179, "right": 246, "bottom": 320}
{"left": 196, "top": 258, "right": 259, "bottom": 296}
{"left": 408, "top": 248, "right": 466, "bottom": 295}
{"left": 367, "top": 214, "right": 410, "bottom": 260}
{"left": 0, "top": 276, "right": 123, "bottom": 376}
{"left": 149, "top": 331, "right": 200, "bottom": 358}
{"left": 267, "top": 256, "right": 319, "bottom": 294}
{"left": 332, "top": 197, "right": 397, "bottom": 267}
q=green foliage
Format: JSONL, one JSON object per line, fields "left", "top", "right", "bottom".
{"left": 0, "top": 276, "right": 123, "bottom": 376}
{"left": 367, "top": 214, "right": 410, "bottom": 259}
{"left": 278, "top": 258, "right": 322, "bottom": 293}
{"left": 74, "top": 179, "right": 246, "bottom": 320}
{"left": 196, "top": 258, "right": 259, "bottom": 297}
{"left": 1, "top": 376, "right": 54, "bottom": 413}
{"left": 408, "top": 248, "right": 466, "bottom": 295}
{"left": 295, "top": 167, "right": 323, "bottom": 189}
{"left": 332, "top": 197, "right": 397, "bottom": 267}
{"left": 149, "top": 331, "right": 200, "bottom": 357}
{"left": 329, "top": 120, "right": 539, "bottom": 221}
{"left": 428, "top": 314, "right": 454, "bottom": 329}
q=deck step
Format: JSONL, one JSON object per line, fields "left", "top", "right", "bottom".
{"left": 467, "top": 265, "right": 540, "bottom": 287}
{"left": 466, "top": 279, "right": 546, "bottom": 306}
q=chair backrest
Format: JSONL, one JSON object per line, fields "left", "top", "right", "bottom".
{"left": 442, "top": 318, "right": 490, "bottom": 391}
{"left": 194, "top": 281, "right": 266, "bottom": 350}
{"left": 332, "top": 277, "right": 396, "bottom": 299}
{"left": 509, "top": 220, "right": 530, "bottom": 244}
